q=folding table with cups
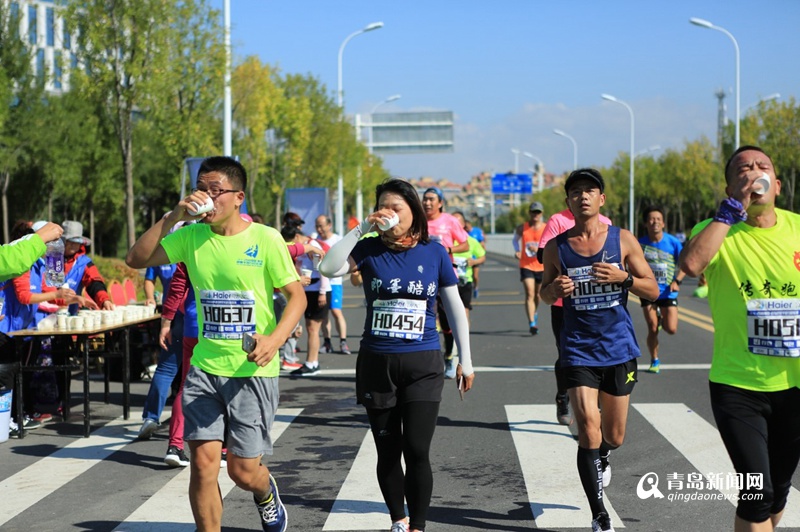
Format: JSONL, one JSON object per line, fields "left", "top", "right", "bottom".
{"left": 9, "top": 308, "right": 161, "bottom": 438}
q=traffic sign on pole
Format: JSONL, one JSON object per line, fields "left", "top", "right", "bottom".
{"left": 492, "top": 173, "right": 533, "bottom": 194}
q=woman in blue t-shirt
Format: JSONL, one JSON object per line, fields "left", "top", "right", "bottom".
{"left": 320, "top": 178, "right": 475, "bottom": 532}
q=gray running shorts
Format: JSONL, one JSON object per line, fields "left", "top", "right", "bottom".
{"left": 183, "top": 365, "right": 279, "bottom": 458}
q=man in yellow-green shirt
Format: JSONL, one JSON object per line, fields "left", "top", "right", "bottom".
{"left": 127, "top": 157, "right": 305, "bottom": 532}
{"left": 683, "top": 145, "right": 800, "bottom": 531}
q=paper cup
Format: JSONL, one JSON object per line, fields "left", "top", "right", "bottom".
{"left": 753, "top": 173, "right": 771, "bottom": 195}
{"left": 57, "top": 315, "right": 67, "bottom": 329}
{"left": 377, "top": 213, "right": 399, "bottom": 231}
{"left": 300, "top": 268, "right": 312, "bottom": 278}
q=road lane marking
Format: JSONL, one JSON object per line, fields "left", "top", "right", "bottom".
{"left": 314, "top": 364, "right": 711, "bottom": 377}
{"left": 113, "top": 408, "right": 302, "bottom": 532}
{"left": 634, "top": 403, "right": 800, "bottom": 527}
{"left": 629, "top": 294, "right": 714, "bottom": 332}
{"left": 322, "top": 430, "right": 388, "bottom": 530}
{"left": 505, "top": 405, "right": 624, "bottom": 529}
{"left": 0, "top": 415, "right": 138, "bottom": 526}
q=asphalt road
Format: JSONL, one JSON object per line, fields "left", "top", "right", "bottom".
{"left": 1, "top": 253, "right": 799, "bottom": 532}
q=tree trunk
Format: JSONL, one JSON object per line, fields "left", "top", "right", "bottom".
{"left": 1, "top": 171, "right": 9, "bottom": 243}
{"left": 248, "top": 176, "right": 257, "bottom": 215}
{"left": 89, "top": 205, "right": 95, "bottom": 253}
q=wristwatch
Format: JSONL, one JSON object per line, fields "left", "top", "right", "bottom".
{"left": 621, "top": 272, "right": 634, "bottom": 289}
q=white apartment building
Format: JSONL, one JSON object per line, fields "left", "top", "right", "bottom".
{"left": 4, "top": 0, "right": 76, "bottom": 93}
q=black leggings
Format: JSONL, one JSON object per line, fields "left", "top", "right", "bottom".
{"left": 710, "top": 382, "right": 800, "bottom": 523}
{"left": 366, "top": 401, "right": 440, "bottom": 531}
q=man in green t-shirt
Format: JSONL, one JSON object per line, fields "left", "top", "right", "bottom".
{"left": 127, "top": 157, "right": 305, "bottom": 532}
{"left": 683, "top": 145, "right": 800, "bottom": 531}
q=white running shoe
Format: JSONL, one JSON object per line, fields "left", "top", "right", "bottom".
{"left": 591, "top": 512, "right": 615, "bottom": 532}
{"left": 137, "top": 418, "right": 158, "bottom": 440}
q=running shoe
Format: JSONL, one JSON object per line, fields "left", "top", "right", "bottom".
{"left": 255, "top": 474, "right": 287, "bottom": 532}
{"left": 529, "top": 316, "right": 538, "bottom": 336}
{"left": 137, "top": 418, "right": 159, "bottom": 440}
{"left": 340, "top": 340, "right": 352, "bottom": 355}
{"left": 21, "top": 415, "right": 43, "bottom": 430}
{"left": 390, "top": 517, "right": 409, "bottom": 532}
{"left": 281, "top": 359, "right": 303, "bottom": 371}
{"left": 444, "top": 357, "right": 457, "bottom": 379}
{"left": 164, "top": 445, "right": 190, "bottom": 468}
{"left": 648, "top": 359, "right": 661, "bottom": 374}
{"left": 591, "top": 512, "right": 615, "bottom": 532}
{"left": 555, "top": 393, "right": 572, "bottom": 426}
{"left": 321, "top": 338, "right": 334, "bottom": 354}
{"left": 601, "top": 450, "right": 612, "bottom": 487}
{"left": 290, "top": 363, "right": 320, "bottom": 377}
{"left": 220, "top": 449, "right": 228, "bottom": 468}
{"left": 29, "top": 411, "right": 53, "bottom": 423}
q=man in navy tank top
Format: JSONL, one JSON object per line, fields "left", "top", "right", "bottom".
{"left": 540, "top": 168, "right": 659, "bottom": 532}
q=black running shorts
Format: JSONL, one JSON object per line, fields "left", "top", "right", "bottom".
{"left": 562, "top": 358, "right": 638, "bottom": 396}
{"left": 356, "top": 349, "right": 444, "bottom": 409}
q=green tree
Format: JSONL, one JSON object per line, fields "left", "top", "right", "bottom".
{"left": 140, "top": 0, "right": 226, "bottom": 226}
{"left": 65, "top": 0, "right": 176, "bottom": 249}
{"left": 0, "top": 2, "right": 42, "bottom": 241}
{"left": 747, "top": 98, "right": 800, "bottom": 211}
{"left": 232, "top": 56, "right": 283, "bottom": 217}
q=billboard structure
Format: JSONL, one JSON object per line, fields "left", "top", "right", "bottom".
{"left": 368, "top": 111, "right": 454, "bottom": 154}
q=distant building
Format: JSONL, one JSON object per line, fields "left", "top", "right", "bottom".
{"left": 407, "top": 170, "right": 559, "bottom": 228}
{"left": 4, "top": 0, "right": 76, "bottom": 93}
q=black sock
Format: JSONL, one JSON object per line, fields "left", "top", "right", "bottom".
{"left": 599, "top": 440, "right": 613, "bottom": 468}
{"left": 577, "top": 447, "right": 606, "bottom": 517}
{"left": 324, "top": 337, "right": 331, "bottom": 343}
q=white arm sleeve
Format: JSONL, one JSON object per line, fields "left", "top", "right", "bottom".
{"left": 512, "top": 230, "right": 521, "bottom": 252}
{"left": 319, "top": 219, "right": 373, "bottom": 278}
{"left": 440, "top": 284, "right": 473, "bottom": 376}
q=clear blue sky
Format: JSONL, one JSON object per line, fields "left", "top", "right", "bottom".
{"left": 212, "top": 0, "right": 800, "bottom": 183}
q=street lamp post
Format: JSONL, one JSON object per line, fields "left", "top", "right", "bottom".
{"left": 510, "top": 148, "right": 521, "bottom": 208}
{"left": 690, "top": 17, "right": 740, "bottom": 149}
{"left": 368, "top": 94, "right": 401, "bottom": 154}
{"left": 602, "top": 93, "right": 635, "bottom": 233}
{"left": 223, "top": 0, "right": 231, "bottom": 156}
{"left": 636, "top": 145, "right": 661, "bottom": 158}
{"left": 358, "top": 94, "right": 401, "bottom": 220}
{"left": 336, "top": 21, "right": 384, "bottom": 236}
{"left": 744, "top": 93, "right": 780, "bottom": 112}
{"left": 553, "top": 129, "right": 577, "bottom": 170}
{"left": 522, "top": 152, "right": 544, "bottom": 193}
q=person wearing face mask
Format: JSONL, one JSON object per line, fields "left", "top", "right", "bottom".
{"left": 682, "top": 145, "right": 800, "bottom": 532}
{"left": 320, "top": 178, "right": 475, "bottom": 532}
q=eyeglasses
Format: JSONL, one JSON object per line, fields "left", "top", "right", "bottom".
{"left": 192, "top": 186, "right": 240, "bottom": 198}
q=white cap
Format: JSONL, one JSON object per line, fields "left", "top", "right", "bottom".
{"left": 32, "top": 220, "right": 49, "bottom": 232}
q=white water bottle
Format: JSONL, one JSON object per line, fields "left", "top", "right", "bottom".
{"left": 45, "top": 238, "right": 65, "bottom": 287}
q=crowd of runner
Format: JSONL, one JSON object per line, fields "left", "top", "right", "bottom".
{"left": 1, "top": 144, "right": 796, "bottom": 532}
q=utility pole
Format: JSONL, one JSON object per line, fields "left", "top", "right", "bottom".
{"left": 715, "top": 88, "right": 727, "bottom": 162}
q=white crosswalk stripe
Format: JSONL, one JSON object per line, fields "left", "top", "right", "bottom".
{"left": 3, "top": 402, "right": 798, "bottom": 530}
{"left": 0, "top": 415, "right": 139, "bottom": 527}
{"left": 113, "top": 408, "right": 302, "bottom": 531}
{"left": 323, "top": 430, "right": 389, "bottom": 530}
{"left": 505, "top": 404, "right": 625, "bottom": 529}
{"left": 634, "top": 403, "right": 800, "bottom": 528}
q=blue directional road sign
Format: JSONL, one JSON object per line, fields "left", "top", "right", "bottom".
{"left": 492, "top": 173, "right": 533, "bottom": 194}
